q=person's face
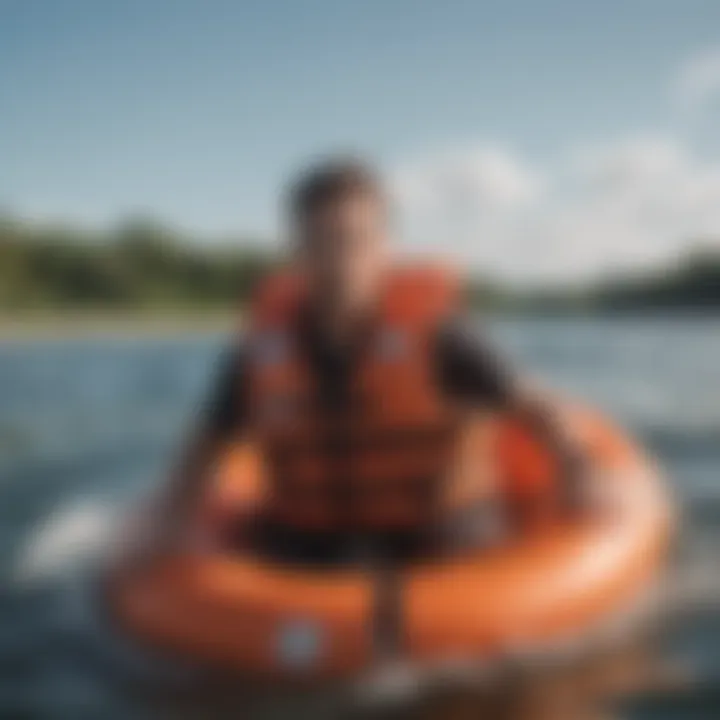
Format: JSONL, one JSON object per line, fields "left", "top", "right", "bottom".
{"left": 294, "top": 193, "right": 388, "bottom": 315}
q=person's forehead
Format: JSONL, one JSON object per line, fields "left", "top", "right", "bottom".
{"left": 303, "top": 195, "right": 384, "bottom": 225}
{"left": 324, "top": 192, "right": 380, "bottom": 213}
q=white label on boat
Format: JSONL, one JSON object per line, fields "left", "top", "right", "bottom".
{"left": 276, "top": 618, "right": 324, "bottom": 669}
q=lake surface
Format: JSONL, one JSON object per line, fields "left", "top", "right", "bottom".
{"left": 1, "top": 317, "right": 719, "bottom": 718}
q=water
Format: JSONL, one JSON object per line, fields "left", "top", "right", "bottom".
{"left": 1, "top": 318, "right": 719, "bottom": 718}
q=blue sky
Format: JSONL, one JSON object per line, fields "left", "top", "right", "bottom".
{"left": 3, "top": 0, "right": 720, "bottom": 278}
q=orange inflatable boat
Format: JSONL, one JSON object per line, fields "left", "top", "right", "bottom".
{"left": 108, "top": 404, "right": 672, "bottom": 683}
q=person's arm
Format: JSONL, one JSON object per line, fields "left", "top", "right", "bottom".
{"left": 164, "top": 343, "right": 248, "bottom": 512}
{"left": 135, "top": 343, "right": 250, "bottom": 554}
{"left": 437, "top": 316, "right": 588, "bottom": 512}
{"left": 500, "top": 381, "right": 587, "bottom": 511}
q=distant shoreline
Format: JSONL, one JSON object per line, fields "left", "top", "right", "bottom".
{"left": 2, "top": 307, "right": 719, "bottom": 343}
{"left": 3, "top": 211, "right": 720, "bottom": 322}
{"left": 0, "top": 310, "right": 237, "bottom": 342}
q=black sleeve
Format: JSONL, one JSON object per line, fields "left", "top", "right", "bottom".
{"left": 435, "top": 315, "right": 516, "bottom": 408}
{"left": 202, "top": 343, "right": 249, "bottom": 438}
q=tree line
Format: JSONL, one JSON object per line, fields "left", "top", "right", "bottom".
{"left": 525, "top": 246, "right": 720, "bottom": 313}
{"left": 1, "top": 213, "right": 719, "bottom": 312}
{"left": 0, "top": 214, "right": 276, "bottom": 310}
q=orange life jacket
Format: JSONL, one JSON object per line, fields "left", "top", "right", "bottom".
{"left": 244, "top": 264, "right": 497, "bottom": 534}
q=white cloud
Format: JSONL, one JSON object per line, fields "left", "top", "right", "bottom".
{"left": 391, "top": 144, "right": 545, "bottom": 271}
{"left": 673, "top": 46, "right": 720, "bottom": 111}
{"left": 391, "top": 135, "right": 720, "bottom": 282}
{"left": 393, "top": 144, "right": 542, "bottom": 211}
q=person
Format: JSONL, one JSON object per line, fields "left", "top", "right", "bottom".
{"left": 141, "top": 157, "right": 589, "bottom": 566}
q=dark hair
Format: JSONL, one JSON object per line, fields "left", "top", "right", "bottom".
{"left": 287, "top": 156, "right": 386, "bottom": 220}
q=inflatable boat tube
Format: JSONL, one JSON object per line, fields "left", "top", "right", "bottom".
{"left": 107, "top": 404, "right": 672, "bottom": 682}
